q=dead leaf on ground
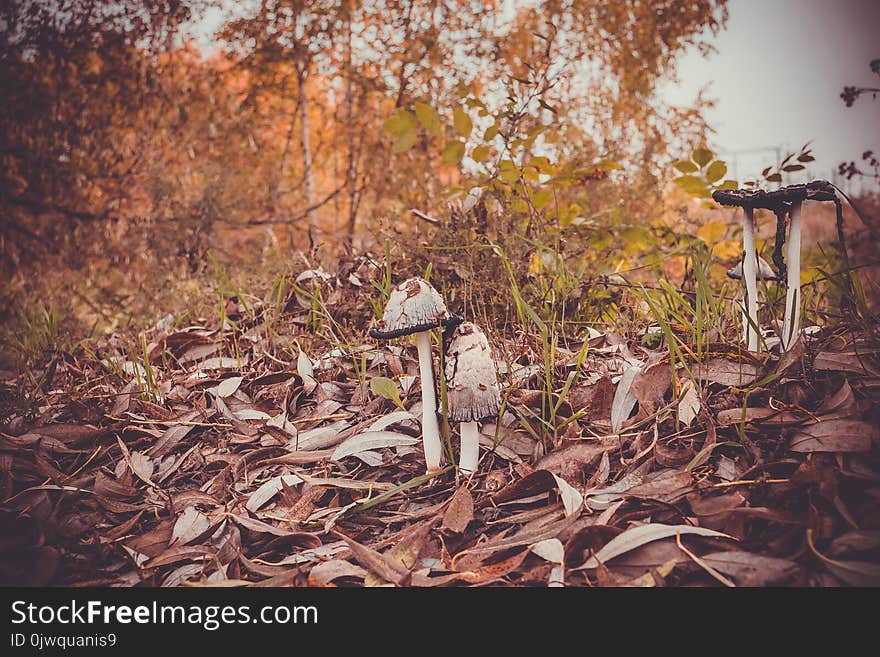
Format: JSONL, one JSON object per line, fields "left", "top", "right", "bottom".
{"left": 442, "top": 486, "right": 474, "bottom": 534}
{"left": 790, "top": 420, "right": 877, "bottom": 453}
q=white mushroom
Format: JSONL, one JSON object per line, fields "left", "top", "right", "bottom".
{"left": 781, "top": 200, "right": 803, "bottom": 351}
{"left": 728, "top": 253, "right": 779, "bottom": 349}
{"left": 740, "top": 207, "right": 760, "bottom": 352}
{"left": 370, "top": 277, "right": 460, "bottom": 473}
{"left": 444, "top": 322, "right": 502, "bottom": 475}
{"left": 726, "top": 254, "right": 779, "bottom": 281}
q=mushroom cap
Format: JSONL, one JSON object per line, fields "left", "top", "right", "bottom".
{"left": 369, "top": 277, "right": 459, "bottom": 339}
{"left": 727, "top": 255, "right": 779, "bottom": 281}
{"left": 444, "top": 322, "right": 502, "bottom": 423}
{"left": 712, "top": 180, "right": 837, "bottom": 211}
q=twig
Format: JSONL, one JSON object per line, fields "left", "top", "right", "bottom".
{"left": 710, "top": 478, "right": 790, "bottom": 489}
{"left": 676, "top": 533, "right": 735, "bottom": 587}
{"left": 105, "top": 416, "right": 232, "bottom": 428}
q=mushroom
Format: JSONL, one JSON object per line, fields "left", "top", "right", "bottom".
{"left": 444, "top": 322, "right": 502, "bottom": 474}
{"left": 726, "top": 254, "right": 779, "bottom": 281}
{"left": 713, "top": 187, "right": 786, "bottom": 351}
{"left": 727, "top": 254, "right": 780, "bottom": 349}
{"left": 714, "top": 180, "right": 841, "bottom": 352}
{"left": 780, "top": 199, "right": 803, "bottom": 350}
{"left": 369, "top": 277, "right": 461, "bottom": 473}
{"left": 772, "top": 180, "right": 837, "bottom": 350}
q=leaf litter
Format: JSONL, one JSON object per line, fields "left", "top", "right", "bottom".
{"left": 0, "top": 267, "right": 878, "bottom": 587}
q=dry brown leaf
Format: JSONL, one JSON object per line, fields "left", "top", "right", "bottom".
{"left": 335, "top": 532, "right": 409, "bottom": 586}
{"left": 700, "top": 551, "right": 801, "bottom": 586}
{"left": 693, "top": 359, "right": 758, "bottom": 387}
{"left": 813, "top": 352, "right": 880, "bottom": 376}
{"left": 534, "top": 442, "right": 609, "bottom": 482}
{"left": 631, "top": 362, "right": 673, "bottom": 417}
{"left": 790, "top": 420, "right": 877, "bottom": 453}
{"left": 442, "top": 486, "right": 474, "bottom": 534}
{"left": 309, "top": 559, "right": 367, "bottom": 585}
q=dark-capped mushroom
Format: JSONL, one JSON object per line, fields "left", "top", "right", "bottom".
{"left": 369, "top": 277, "right": 461, "bottom": 473}
{"left": 444, "top": 322, "right": 502, "bottom": 474}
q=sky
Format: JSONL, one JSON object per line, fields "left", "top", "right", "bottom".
{"left": 662, "top": 0, "right": 880, "bottom": 194}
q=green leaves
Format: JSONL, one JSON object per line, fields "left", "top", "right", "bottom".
{"left": 383, "top": 102, "right": 472, "bottom": 162}
{"left": 692, "top": 147, "right": 713, "bottom": 167}
{"left": 370, "top": 377, "right": 404, "bottom": 410}
{"left": 382, "top": 109, "right": 417, "bottom": 153}
{"left": 673, "top": 146, "right": 736, "bottom": 201}
{"left": 414, "top": 102, "right": 442, "bottom": 136}
{"left": 453, "top": 106, "right": 473, "bottom": 138}
{"left": 471, "top": 144, "right": 491, "bottom": 162}
{"left": 674, "top": 175, "right": 711, "bottom": 198}
{"left": 441, "top": 140, "right": 466, "bottom": 164}
{"left": 705, "top": 160, "right": 727, "bottom": 184}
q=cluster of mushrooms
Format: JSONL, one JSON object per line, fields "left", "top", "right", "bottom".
{"left": 370, "top": 278, "right": 501, "bottom": 475}
{"left": 714, "top": 179, "right": 843, "bottom": 352}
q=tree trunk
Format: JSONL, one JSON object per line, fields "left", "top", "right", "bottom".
{"left": 298, "top": 71, "right": 316, "bottom": 246}
{"left": 345, "top": 11, "right": 357, "bottom": 248}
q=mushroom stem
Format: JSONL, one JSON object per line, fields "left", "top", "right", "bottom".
{"left": 781, "top": 200, "right": 802, "bottom": 351}
{"left": 741, "top": 207, "right": 759, "bottom": 351}
{"left": 458, "top": 421, "right": 480, "bottom": 474}
{"left": 416, "top": 330, "right": 443, "bottom": 472}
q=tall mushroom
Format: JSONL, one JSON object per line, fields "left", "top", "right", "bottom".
{"left": 370, "top": 277, "right": 460, "bottom": 473}
{"left": 444, "top": 322, "right": 502, "bottom": 474}
{"left": 713, "top": 189, "right": 767, "bottom": 351}
{"left": 780, "top": 199, "right": 803, "bottom": 350}
{"left": 715, "top": 180, "right": 841, "bottom": 353}
{"left": 727, "top": 254, "right": 779, "bottom": 348}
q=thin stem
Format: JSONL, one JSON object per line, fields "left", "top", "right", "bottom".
{"left": 459, "top": 421, "right": 480, "bottom": 474}
{"left": 782, "top": 200, "right": 802, "bottom": 350}
{"left": 416, "top": 330, "right": 442, "bottom": 472}
{"left": 741, "top": 207, "right": 759, "bottom": 351}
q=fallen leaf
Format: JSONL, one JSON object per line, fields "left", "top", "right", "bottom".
{"left": 442, "top": 486, "right": 474, "bottom": 534}
{"left": 335, "top": 532, "right": 409, "bottom": 586}
{"left": 625, "top": 470, "right": 693, "bottom": 502}
{"left": 530, "top": 538, "right": 564, "bottom": 564}
{"left": 534, "top": 442, "right": 609, "bottom": 481}
{"left": 298, "top": 350, "right": 317, "bottom": 394}
{"left": 611, "top": 365, "right": 641, "bottom": 433}
{"left": 245, "top": 474, "right": 304, "bottom": 512}
{"left": 234, "top": 408, "right": 272, "bottom": 421}
{"left": 366, "top": 410, "right": 416, "bottom": 432}
{"left": 631, "top": 363, "right": 672, "bottom": 417}
{"left": 807, "top": 529, "right": 880, "bottom": 586}
{"left": 454, "top": 549, "right": 530, "bottom": 583}
{"left": 677, "top": 380, "right": 700, "bottom": 427}
{"left": 693, "top": 359, "right": 758, "bottom": 387}
{"left": 369, "top": 377, "right": 405, "bottom": 410}
{"left": 551, "top": 473, "right": 583, "bottom": 517}
{"left": 581, "top": 523, "right": 734, "bottom": 569}
{"left": 813, "top": 352, "right": 880, "bottom": 376}
{"left": 309, "top": 559, "right": 367, "bottom": 585}
{"left": 818, "top": 380, "right": 856, "bottom": 415}
{"left": 170, "top": 507, "right": 212, "bottom": 546}
{"left": 217, "top": 376, "right": 243, "bottom": 398}
{"left": 700, "top": 551, "right": 800, "bottom": 586}
{"left": 331, "top": 430, "right": 419, "bottom": 461}
{"left": 789, "top": 420, "right": 877, "bottom": 453}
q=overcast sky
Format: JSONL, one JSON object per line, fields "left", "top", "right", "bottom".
{"left": 662, "top": 0, "right": 880, "bottom": 193}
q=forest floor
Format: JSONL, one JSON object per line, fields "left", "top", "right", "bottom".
{"left": 1, "top": 254, "right": 879, "bottom": 588}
